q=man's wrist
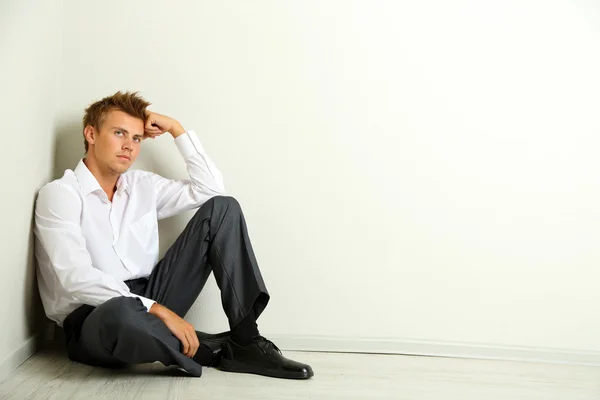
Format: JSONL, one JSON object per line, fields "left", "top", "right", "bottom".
{"left": 170, "top": 122, "right": 186, "bottom": 138}
{"left": 149, "top": 302, "right": 167, "bottom": 319}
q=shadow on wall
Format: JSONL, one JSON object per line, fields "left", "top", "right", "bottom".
{"left": 31, "top": 120, "right": 85, "bottom": 347}
{"left": 53, "top": 121, "right": 85, "bottom": 179}
{"left": 22, "top": 121, "right": 84, "bottom": 349}
{"left": 25, "top": 200, "right": 48, "bottom": 348}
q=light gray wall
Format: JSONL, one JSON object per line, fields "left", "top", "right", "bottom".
{"left": 3, "top": 0, "right": 600, "bottom": 379}
{"left": 0, "top": 0, "right": 62, "bottom": 382}
{"left": 56, "top": 0, "right": 600, "bottom": 354}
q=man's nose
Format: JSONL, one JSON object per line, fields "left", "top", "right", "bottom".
{"left": 122, "top": 138, "right": 133, "bottom": 150}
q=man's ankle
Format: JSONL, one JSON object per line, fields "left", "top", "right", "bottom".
{"left": 230, "top": 312, "right": 259, "bottom": 346}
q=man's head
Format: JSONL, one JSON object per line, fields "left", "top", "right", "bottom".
{"left": 82, "top": 91, "right": 150, "bottom": 174}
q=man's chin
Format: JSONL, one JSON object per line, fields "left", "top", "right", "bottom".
{"left": 109, "top": 164, "right": 130, "bottom": 174}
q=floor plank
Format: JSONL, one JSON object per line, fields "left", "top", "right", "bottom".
{"left": 1, "top": 347, "right": 600, "bottom": 399}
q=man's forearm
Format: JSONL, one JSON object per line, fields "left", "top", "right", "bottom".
{"left": 149, "top": 302, "right": 169, "bottom": 319}
{"left": 170, "top": 122, "right": 185, "bottom": 138}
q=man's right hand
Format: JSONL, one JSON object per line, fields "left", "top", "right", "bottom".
{"left": 149, "top": 303, "right": 199, "bottom": 358}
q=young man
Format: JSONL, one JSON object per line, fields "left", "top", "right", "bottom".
{"left": 34, "top": 91, "right": 313, "bottom": 379}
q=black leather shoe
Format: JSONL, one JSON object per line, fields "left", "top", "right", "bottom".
{"left": 219, "top": 336, "right": 314, "bottom": 379}
{"left": 195, "top": 331, "right": 230, "bottom": 367}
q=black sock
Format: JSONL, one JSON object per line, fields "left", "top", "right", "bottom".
{"left": 193, "top": 343, "right": 215, "bottom": 366}
{"left": 230, "top": 311, "right": 259, "bottom": 346}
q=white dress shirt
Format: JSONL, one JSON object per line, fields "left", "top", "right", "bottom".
{"left": 34, "top": 131, "right": 226, "bottom": 326}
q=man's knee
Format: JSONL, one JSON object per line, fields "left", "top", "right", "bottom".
{"left": 92, "top": 296, "right": 143, "bottom": 334}
{"left": 79, "top": 296, "right": 144, "bottom": 355}
{"left": 197, "top": 195, "right": 241, "bottom": 216}
{"left": 210, "top": 195, "right": 240, "bottom": 209}
{"left": 191, "top": 196, "right": 243, "bottom": 236}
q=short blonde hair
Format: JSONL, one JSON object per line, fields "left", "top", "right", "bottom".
{"left": 82, "top": 91, "right": 150, "bottom": 152}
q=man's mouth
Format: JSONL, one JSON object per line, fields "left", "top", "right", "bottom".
{"left": 117, "top": 155, "right": 131, "bottom": 161}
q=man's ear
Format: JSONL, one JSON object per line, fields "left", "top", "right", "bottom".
{"left": 83, "top": 125, "right": 97, "bottom": 147}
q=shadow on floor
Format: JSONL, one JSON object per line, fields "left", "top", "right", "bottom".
{"left": 37, "top": 331, "right": 195, "bottom": 378}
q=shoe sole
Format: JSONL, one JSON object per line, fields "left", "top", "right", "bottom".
{"left": 219, "top": 358, "right": 314, "bottom": 380}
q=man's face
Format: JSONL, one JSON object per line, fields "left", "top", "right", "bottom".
{"left": 87, "top": 109, "right": 144, "bottom": 174}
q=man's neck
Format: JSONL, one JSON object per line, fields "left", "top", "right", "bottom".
{"left": 83, "top": 157, "right": 119, "bottom": 201}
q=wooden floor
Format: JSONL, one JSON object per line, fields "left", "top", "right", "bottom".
{"left": 1, "top": 346, "right": 600, "bottom": 400}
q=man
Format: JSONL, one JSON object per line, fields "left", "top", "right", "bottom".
{"left": 34, "top": 91, "right": 313, "bottom": 379}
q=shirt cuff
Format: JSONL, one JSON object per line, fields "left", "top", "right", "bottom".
{"left": 135, "top": 295, "right": 156, "bottom": 312}
{"left": 174, "top": 130, "right": 206, "bottom": 161}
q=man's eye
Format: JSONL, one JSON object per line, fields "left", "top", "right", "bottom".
{"left": 133, "top": 137, "right": 142, "bottom": 143}
{"left": 115, "top": 130, "right": 123, "bottom": 136}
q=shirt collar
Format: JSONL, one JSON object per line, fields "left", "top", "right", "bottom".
{"left": 74, "top": 159, "right": 103, "bottom": 196}
{"left": 116, "top": 174, "right": 129, "bottom": 194}
{"left": 74, "top": 159, "right": 129, "bottom": 196}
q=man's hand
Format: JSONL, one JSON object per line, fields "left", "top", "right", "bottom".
{"left": 149, "top": 303, "right": 199, "bottom": 358}
{"left": 144, "top": 112, "right": 186, "bottom": 139}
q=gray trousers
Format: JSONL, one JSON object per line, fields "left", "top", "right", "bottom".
{"left": 62, "top": 196, "right": 270, "bottom": 377}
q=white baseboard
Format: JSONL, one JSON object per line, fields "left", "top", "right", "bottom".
{"left": 268, "top": 334, "right": 600, "bottom": 367}
{"left": 0, "top": 335, "right": 41, "bottom": 384}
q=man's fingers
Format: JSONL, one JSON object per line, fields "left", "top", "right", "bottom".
{"left": 145, "top": 114, "right": 156, "bottom": 129}
{"left": 184, "top": 331, "right": 191, "bottom": 357}
{"left": 144, "top": 131, "right": 161, "bottom": 140}
{"left": 185, "top": 330, "right": 197, "bottom": 357}
{"left": 186, "top": 332, "right": 196, "bottom": 357}
{"left": 179, "top": 332, "right": 190, "bottom": 356}
{"left": 190, "top": 330, "right": 199, "bottom": 357}
{"left": 145, "top": 127, "right": 163, "bottom": 135}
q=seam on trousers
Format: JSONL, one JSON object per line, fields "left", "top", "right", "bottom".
{"left": 211, "top": 198, "right": 229, "bottom": 240}
{"left": 210, "top": 199, "right": 246, "bottom": 314}
{"left": 212, "top": 244, "right": 244, "bottom": 313}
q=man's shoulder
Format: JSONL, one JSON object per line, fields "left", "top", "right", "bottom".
{"left": 43, "top": 168, "right": 79, "bottom": 189}
{"left": 38, "top": 170, "right": 81, "bottom": 203}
